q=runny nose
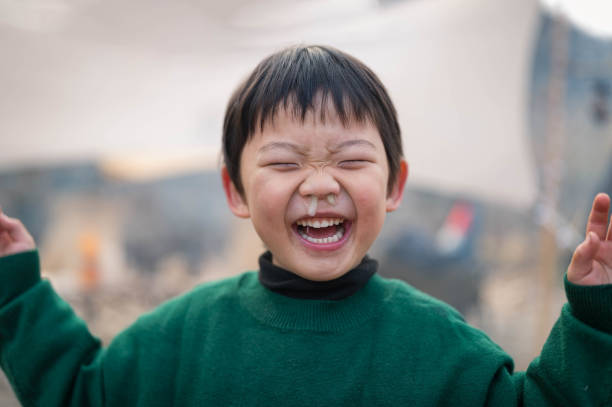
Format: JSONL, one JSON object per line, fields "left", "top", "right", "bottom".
{"left": 298, "top": 170, "right": 341, "bottom": 199}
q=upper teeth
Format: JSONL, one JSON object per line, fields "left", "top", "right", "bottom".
{"left": 296, "top": 218, "right": 343, "bottom": 228}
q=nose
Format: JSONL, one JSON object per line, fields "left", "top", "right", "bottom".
{"left": 298, "top": 168, "right": 341, "bottom": 199}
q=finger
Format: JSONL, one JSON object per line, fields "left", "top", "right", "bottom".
{"left": 0, "top": 230, "right": 11, "bottom": 244}
{"left": 0, "top": 231, "right": 13, "bottom": 252}
{"left": 586, "top": 193, "right": 610, "bottom": 240}
{"left": 0, "top": 211, "right": 19, "bottom": 232}
{"left": 0, "top": 213, "right": 32, "bottom": 242}
{"left": 568, "top": 231, "right": 600, "bottom": 280}
{"left": 602, "top": 194, "right": 612, "bottom": 240}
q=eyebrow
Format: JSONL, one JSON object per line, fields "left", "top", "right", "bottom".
{"left": 329, "top": 139, "right": 377, "bottom": 152}
{"left": 257, "top": 139, "right": 377, "bottom": 156}
{"left": 257, "top": 142, "right": 307, "bottom": 155}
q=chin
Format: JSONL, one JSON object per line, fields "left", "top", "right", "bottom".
{"left": 292, "top": 256, "right": 354, "bottom": 282}
{"left": 269, "top": 232, "right": 364, "bottom": 281}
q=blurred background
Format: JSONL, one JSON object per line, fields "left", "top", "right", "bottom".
{"left": 1, "top": 0, "right": 612, "bottom": 403}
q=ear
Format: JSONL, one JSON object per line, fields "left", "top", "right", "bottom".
{"left": 221, "top": 166, "right": 250, "bottom": 218}
{"left": 386, "top": 160, "right": 408, "bottom": 212}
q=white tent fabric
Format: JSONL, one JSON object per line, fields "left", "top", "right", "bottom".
{"left": 541, "top": 0, "right": 612, "bottom": 37}
{"left": 0, "top": 0, "right": 539, "bottom": 209}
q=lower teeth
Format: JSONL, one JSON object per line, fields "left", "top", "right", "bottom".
{"left": 298, "top": 226, "right": 344, "bottom": 244}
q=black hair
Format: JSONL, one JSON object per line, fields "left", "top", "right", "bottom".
{"left": 222, "top": 44, "right": 403, "bottom": 195}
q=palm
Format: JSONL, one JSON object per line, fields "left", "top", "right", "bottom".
{"left": 567, "top": 193, "right": 612, "bottom": 286}
{"left": 582, "top": 240, "right": 612, "bottom": 285}
{"left": 0, "top": 237, "right": 35, "bottom": 257}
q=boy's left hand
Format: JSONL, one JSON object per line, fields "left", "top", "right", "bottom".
{"left": 567, "top": 193, "right": 612, "bottom": 286}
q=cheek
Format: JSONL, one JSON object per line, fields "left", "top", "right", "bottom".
{"left": 347, "top": 172, "right": 388, "bottom": 217}
{"left": 353, "top": 190, "right": 387, "bottom": 224}
{"left": 249, "top": 173, "right": 295, "bottom": 224}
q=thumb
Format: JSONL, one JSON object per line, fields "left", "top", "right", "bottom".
{"left": 567, "top": 232, "right": 599, "bottom": 280}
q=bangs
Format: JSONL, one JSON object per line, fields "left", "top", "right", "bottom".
{"left": 237, "top": 45, "right": 395, "bottom": 135}
{"left": 248, "top": 47, "right": 376, "bottom": 131}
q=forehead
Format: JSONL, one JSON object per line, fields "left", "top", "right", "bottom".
{"left": 249, "top": 99, "right": 383, "bottom": 149}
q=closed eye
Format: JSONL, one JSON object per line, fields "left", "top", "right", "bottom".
{"left": 267, "top": 163, "right": 300, "bottom": 170}
{"left": 339, "top": 160, "right": 370, "bottom": 169}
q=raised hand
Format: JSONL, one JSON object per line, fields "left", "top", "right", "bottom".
{"left": 0, "top": 208, "right": 36, "bottom": 258}
{"left": 567, "top": 193, "right": 612, "bottom": 286}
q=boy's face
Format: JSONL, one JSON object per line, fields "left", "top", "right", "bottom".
{"left": 223, "top": 103, "right": 407, "bottom": 281}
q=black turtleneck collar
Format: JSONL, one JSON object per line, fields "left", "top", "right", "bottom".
{"left": 257, "top": 251, "right": 378, "bottom": 300}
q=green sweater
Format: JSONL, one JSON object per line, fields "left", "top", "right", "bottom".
{"left": 1, "top": 251, "right": 612, "bottom": 406}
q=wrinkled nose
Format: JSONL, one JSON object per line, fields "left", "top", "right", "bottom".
{"left": 298, "top": 169, "right": 341, "bottom": 199}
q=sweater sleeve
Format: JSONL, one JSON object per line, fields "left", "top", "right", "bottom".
{"left": 485, "top": 275, "right": 612, "bottom": 406}
{"left": 0, "top": 250, "right": 105, "bottom": 407}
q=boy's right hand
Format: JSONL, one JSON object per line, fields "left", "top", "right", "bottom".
{"left": 0, "top": 208, "right": 36, "bottom": 257}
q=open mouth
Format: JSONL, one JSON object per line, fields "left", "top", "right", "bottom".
{"left": 294, "top": 217, "right": 350, "bottom": 246}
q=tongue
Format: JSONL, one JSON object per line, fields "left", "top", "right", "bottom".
{"left": 305, "top": 225, "right": 338, "bottom": 239}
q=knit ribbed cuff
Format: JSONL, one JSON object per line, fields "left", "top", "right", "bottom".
{"left": 0, "top": 250, "right": 41, "bottom": 307}
{"left": 564, "top": 274, "right": 612, "bottom": 334}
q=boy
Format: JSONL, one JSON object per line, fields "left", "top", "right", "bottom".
{"left": 0, "top": 45, "right": 611, "bottom": 406}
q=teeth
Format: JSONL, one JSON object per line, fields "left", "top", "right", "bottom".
{"left": 296, "top": 218, "right": 344, "bottom": 228}
{"left": 298, "top": 225, "right": 345, "bottom": 244}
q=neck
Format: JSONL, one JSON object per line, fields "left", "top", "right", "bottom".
{"left": 257, "top": 251, "right": 377, "bottom": 300}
